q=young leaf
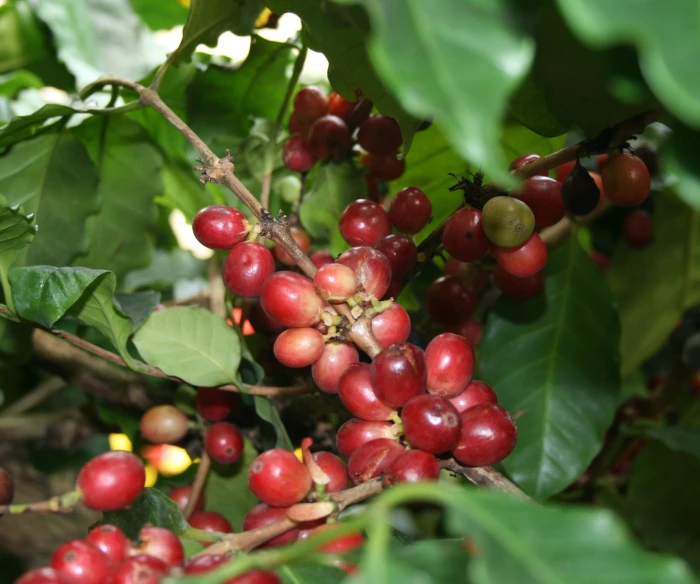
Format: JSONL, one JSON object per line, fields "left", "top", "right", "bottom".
{"left": 643, "top": 426, "right": 700, "bottom": 461}
{"left": 114, "top": 290, "right": 161, "bottom": 333}
{"left": 102, "top": 488, "right": 188, "bottom": 540}
{"left": 130, "top": 0, "right": 189, "bottom": 31}
{"left": 0, "top": 194, "right": 36, "bottom": 278}
{"left": 121, "top": 248, "right": 206, "bottom": 293}
{"left": 0, "top": 104, "right": 85, "bottom": 151}
{"left": 253, "top": 395, "right": 294, "bottom": 451}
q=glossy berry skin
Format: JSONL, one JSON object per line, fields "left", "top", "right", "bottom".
{"left": 357, "top": 115, "right": 402, "bottom": 155}
{"left": 133, "top": 526, "right": 184, "bottom": 568}
{"left": 426, "top": 276, "right": 478, "bottom": 327}
{"left": 205, "top": 422, "right": 244, "bottom": 464}
{"left": 336, "top": 418, "right": 397, "bottom": 459}
{"left": 248, "top": 449, "right": 313, "bottom": 507}
{"left": 84, "top": 524, "right": 129, "bottom": 563}
{"left": 51, "top": 541, "right": 112, "bottom": 584}
{"left": 508, "top": 154, "right": 547, "bottom": 176}
{"left": 451, "top": 318, "right": 482, "bottom": 346}
{"left": 556, "top": 160, "right": 576, "bottom": 182}
{"left": 294, "top": 86, "right": 328, "bottom": 124}
{"left": 312, "top": 451, "right": 348, "bottom": 492}
{"left": 193, "top": 206, "right": 248, "bottom": 250}
{"left": 383, "top": 450, "right": 441, "bottom": 486}
{"left": 388, "top": 187, "right": 432, "bottom": 234}
{"left": 337, "top": 246, "right": 392, "bottom": 299}
{"left": 601, "top": 153, "right": 651, "bottom": 206}
{"left": 169, "top": 484, "right": 205, "bottom": 514}
{"left": 109, "top": 556, "right": 166, "bottom": 584}
{"left": 223, "top": 242, "right": 275, "bottom": 298}
{"left": 347, "top": 438, "right": 405, "bottom": 484}
{"left": 623, "top": 209, "right": 654, "bottom": 248}
{"left": 481, "top": 196, "right": 535, "bottom": 249}
{"left": 283, "top": 135, "right": 317, "bottom": 172}
{"left": 140, "top": 405, "right": 189, "bottom": 444}
{"left": 307, "top": 115, "right": 352, "bottom": 160}
{"left": 452, "top": 404, "right": 517, "bottom": 466}
{"left": 273, "top": 327, "right": 325, "bottom": 368}
{"left": 493, "top": 266, "right": 545, "bottom": 300}
{"left": 243, "top": 504, "right": 300, "bottom": 548}
{"left": 196, "top": 387, "right": 235, "bottom": 422}
{"left": 0, "top": 466, "right": 13, "bottom": 505}
{"left": 273, "top": 226, "right": 311, "bottom": 266}
{"left": 339, "top": 199, "right": 392, "bottom": 247}
{"left": 491, "top": 233, "right": 548, "bottom": 278}
{"left": 14, "top": 569, "right": 72, "bottom": 584}
{"left": 189, "top": 511, "right": 233, "bottom": 535}
{"left": 425, "top": 333, "right": 475, "bottom": 396}
{"left": 77, "top": 451, "right": 144, "bottom": 511}
{"left": 312, "top": 342, "right": 360, "bottom": 394}
{"left": 511, "top": 176, "right": 565, "bottom": 229}
{"left": 449, "top": 380, "right": 498, "bottom": 413}
{"left": 228, "top": 570, "right": 282, "bottom": 584}
{"left": 288, "top": 111, "right": 308, "bottom": 135}
{"left": 309, "top": 523, "right": 365, "bottom": 553}
{"left": 371, "top": 303, "right": 411, "bottom": 349}
{"left": 375, "top": 234, "right": 417, "bottom": 277}
{"left": 443, "top": 258, "right": 470, "bottom": 278}
{"left": 442, "top": 207, "right": 489, "bottom": 262}
{"left": 260, "top": 272, "right": 324, "bottom": 328}
{"left": 314, "top": 263, "right": 358, "bottom": 302}
{"left": 401, "top": 394, "right": 461, "bottom": 453}
{"left": 370, "top": 343, "right": 427, "bottom": 408}
{"left": 328, "top": 92, "right": 357, "bottom": 120}
{"left": 185, "top": 554, "right": 228, "bottom": 574}
{"left": 339, "top": 363, "right": 397, "bottom": 421}
{"left": 310, "top": 250, "right": 334, "bottom": 269}
{"left": 359, "top": 151, "right": 405, "bottom": 182}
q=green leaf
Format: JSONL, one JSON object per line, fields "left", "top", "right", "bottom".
{"left": 94, "top": 401, "right": 141, "bottom": 441}
{"left": 644, "top": 426, "right": 700, "bottom": 461}
{"left": 384, "top": 539, "right": 470, "bottom": 583}
{"left": 300, "top": 162, "right": 366, "bottom": 240}
{"left": 114, "top": 290, "right": 161, "bottom": 333}
{"left": 158, "top": 161, "right": 216, "bottom": 223}
{"left": 0, "top": 1, "right": 51, "bottom": 75}
{"left": 508, "top": 73, "right": 570, "bottom": 138}
{"left": 278, "top": 563, "right": 348, "bottom": 584}
{"left": 663, "top": 123, "right": 700, "bottom": 212}
{"left": 0, "top": 319, "right": 33, "bottom": 366}
{"left": 480, "top": 236, "right": 621, "bottom": 499}
{"left": 334, "top": 0, "right": 534, "bottom": 184}
{"left": 0, "top": 194, "right": 35, "bottom": 274}
{"left": 73, "top": 117, "right": 162, "bottom": 278}
{"left": 0, "top": 104, "right": 84, "bottom": 151}
{"left": 102, "top": 487, "right": 188, "bottom": 539}
{"left": 129, "top": 0, "right": 189, "bottom": 30}
{"left": 0, "top": 70, "right": 44, "bottom": 98}
{"left": 609, "top": 193, "right": 700, "bottom": 376}
{"left": 133, "top": 306, "right": 241, "bottom": 386}
{"left": 168, "top": 0, "right": 264, "bottom": 65}
{"left": 122, "top": 248, "right": 206, "bottom": 293}
{"left": 253, "top": 395, "right": 293, "bottom": 451}
{"left": 0, "top": 133, "right": 100, "bottom": 266}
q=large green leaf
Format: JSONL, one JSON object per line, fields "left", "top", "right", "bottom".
{"left": 102, "top": 487, "right": 188, "bottom": 539}
{"left": 0, "top": 1, "right": 51, "bottom": 74}
{"left": 662, "top": 123, "right": 700, "bottom": 212}
{"left": 114, "top": 290, "right": 161, "bottom": 332}
{"left": 133, "top": 306, "right": 241, "bottom": 386}
{"left": 253, "top": 395, "right": 293, "bottom": 451}
{"left": 73, "top": 117, "right": 162, "bottom": 278}
{"left": 644, "top": 426, "right": 700, "bottom": 461}
{"left": 0, "top": 194, "right": 35, "bottom": 276}
{"left": 278, "top": 564, "right": 348, "bottom": 584}
{"left": 129, "top": 0, "right": 189, "bottom": 30}
{"left": 158, "top": 161, "right": 216, "bottom": 223}
{"left": 0, "top": 133, "right": 100, "bottom": 266}
{"left": 0, "top": 70, "right": 43, "bottom": 98}
{"left": 366, "top": 540, "right": 470, "bottom": 583}
{"left": 609, "top": 193, "right": 700, "bottom": 376}
{"left": 121, "top": 248, "right": 206, "bottom": 293}
{"left": 480, "top": 237, "right": 621, "bottom": 500}
{"left": 0, "top": 104, "right": 86, "bottom": 151}
{"left": 508, "top": 73, "right": 570, "bottom": 138}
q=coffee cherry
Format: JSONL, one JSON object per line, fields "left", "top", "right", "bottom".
{"left": 314, "top": 263, "right": 358, "bottom": 302}
{"left": 481, "top": 196, "right": 535, "bottom": 248}
{"left": 312, "top": 451, "right": 349, "bottom": 492}
{"left": 196, "top": 388, "right": 235, "bottom": 422}
{"left": 451, "top": 318, "right": 482, "bottom": 346}
{"left": 426, "top": 276, "right": 478, "bottom": 327}
{"left": 307, "top": 115, "right": 352, "bottom": 160}
{"left": 84, "top": 524, "right": 129, "bottom": 563}
{"left": 189, "top": 511, "right": 233, "bottom": 537}
{"left": 77, "top": 451, "right": 144, "bottom": 511}
{"left": 288, "top": 111, "right": 308, "bottom": 135}
{"left": 561, "top": 160, "right": 600, "bottom": 215}
{"left": 602, "top": 153, "right": 651, "bottom": 206}
{"left": 205, "top": 422, "right": 244, "bottom": 465}
{"left": 283, "top": 135, "right": 317, "bottom": 172}
{"left": 425, "top": 333, "right": 475, "bottom": 397}
{"left": 109, "top": 556, "right": 166, "bottom": 584}
{"left": 491, "top": 233, "right": 547, "bottom": 278}
{"left": 168, "top": 483, "right": 205, "bottom": 514}
{"left": 370, "top": 303, "right": 411, "bottom": 349}
{"left": 310, "top": 250, "right": 335, "bottom": 269}
{"left": 508, "top": 154, "right": 547, "bottom": 176}
{"left": 260, "top": 272, "right": 324, "bottom": 328}
{"left": 294, "top": 86, "right": 328, "bottom": 124}
{"left": 140, "top": 405, "right": 189, "bottom": 444}
{"left": 328, "top": 92, "right": 357, "bottom": 121}
{"left": 493, "top": 266, "right": 545, "bottom": 300}
{"left": 401, "top": 394, "right": 461, "bottom": 453}
{"left": 229, "top": 570, "right": 282, "bottom": 584}
{"left": 357, "top": 115, "right": 402, "bottom": 155}
{"left": 359, "top": 151, "right": 405, "bottom": 181}
{"left": 339, "top": 363, "right": 397, "bottom": 421}
{"left": 388, "top": 187, "right": 432, "bottom": 234}
{"left": 273, "top": 328, "right": 325, "bottom": 368}
{"left": 336, "top": 418, "right": 397, "bottom": 459}
{"left": 442, "top": 207, "right": 489, "bottom": 262}
{"left": 273, "top": 226, "right": 311, "bottom": 266}
{"left": 337, "top": 246, "right": 392, "bottom": 299}
{"left": 448, "top": 380, "right": 498, "bottom": 413}
{"left": 14, "top": 568, "right": 72, "bottom": 584}
{"left": 309, "top": 523, "right": 365, "bottom": 553}
{"left": 339, "top": 200, "right": 392, "bottom": 247}
{"left": 382, "top": 450, "right": 441, "bottom": 486}
{"left": 347, "top": 438, "right": 405, "bottom": 484}
{"left": 452, "top": 404, "right": 517, "bottom": 466}
{"left": 0, "top": 466, "right": 13, "bottom": 505}
{"left": 133, "top": 526, "right": 184, "bottom": 568}
{"left": 223, "top": 241, "right": 275, "bottom": 298}
{"left": 51, "top": 541, "right": 112, "bottom": 584}
{"left": 371, "top": 343, "right": 427, "bottom": 408}
{"left": 248, "top": 449, "right": 313, "bottom": 507}
{"left": 623, "top": 209, "right": 654, "bottom": 248}
{"left": 443, "top": 258, "right": 470, "bottom": 277}
{"left": 556, "top": 160, "right": 576, "bottom": 182}
{"left": 511, "top": 176, "right": 565, "bottom": 229}
{"left": 193, "top": 206, "right": 248, "bottom": 250}
{"left": 312, "top": 341, "right": 360, "bottom": 394}
{"left": 185, "top": 554, "right": 228, "bottom": 574}
{"left": 243, "top": 504, "right": 300, "bottom": 548}
{"left": 375, "top": 234, "right": 417, "bottom": 277}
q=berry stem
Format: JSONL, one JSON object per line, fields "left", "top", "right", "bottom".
{"left": 0, "top": 488, "right": 81, "bottom": 516}
{"left": 183, "top": 452, "right": 211, "bottom": 520}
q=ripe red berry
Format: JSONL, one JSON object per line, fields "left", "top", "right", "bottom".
{"left": 623, "top": 209, "right": 654, "bottom": 248}
{"left": 375, "top": 234, "right": 417, "bottom": 277}
{"left": 448, "top": 380, "right": 498, "bottom": 413}
{"left": 314, "top": 263, "right": 358, "bottom": 302}
{"left": 370, "top": 303, "right": 411, "bottom": 349}
{"left": 312, "top": 341, "right": 360, "bottom": 394}
{"left": 493, "top": 266, "right": 545, "bottom": 300}
{"left": 288, "top": 111, "right": 308, "bottom": 135}
{"left": 196, "top": 387, "right": 235, "bottom": 422}
{"left": 339, "top": 363, "right": 397, "bottom": 421}
{"left": 347, "top": 438, "right": 404, "bottom": 484}
{"left": 185, "top": 554, "right": 228, "bottom": 574}
{"left": 283, "top": 135, "right": 317, "bottom": 172}
{"left": 84, "top": 524, "right": 129, "bottom": 563}
{"left": 337, "top": 246, "right": 392, "bottom": 299}
{"left": 425, "top": 333, "right": 475, "bottom": 396}
{"left": 336, "top": 418, "right": 398, "bottom": 459}
{"left": 596, "top": 153, "right": 610, "bottom": 169}
{"left": 0, "top": 466, "right": 13, "bottom": 505}
{"left": 309, "top": 523, "right": 365, "bottom": 553}
{"left": 556, "top": 160, "right": 576, "bottom": 182}
{"left": 168, "top": 483, "right": 205, "bottom": 514}
{"left": 294, "top": 86, "right": 328, "bottom": 124}
{"left": 77, "top": 451, "right": 144, "bottom": 511}
{"left": 327, "top": 92, "right": 356, "bottom": 120}
{"left": 248, "top": 449, "right": 313, "bottom": 507}
{"left": 133, "top": 526, "right": 184, "bottom": 568}
{"left": 189, "top": 511, "right": 233, "bottom": 538}
{"left": 312, "top": 451, "right": 348, "bottom": 492}
{"left": 511, "top": 177, "right": 565, "bottom": 229}
{"left": 450, "top": 318, "right": 482, "bottom": 346}
{"left": 601, "top": 153, "right": 651, "bottom": 206}
{"left": 357, "top": 115, "right": 402, "bottom": 155}
{"left": 192, "top": 206, "right": 248, "bottom": 250}
{"left": 14, "top": 568, "right": 73, "bottom": 584}
{"left": 508, "top": 154, "right": 548, "bottom": 176}
{"left": 370, "top": 343, "right": 427, "bottom": 408}
{"left": 50, "top": 541, "right": 112, "bottom": 584}
{"left": 388, "top": 187, "right": 432, "bottom": 234}
{"left": 228, "top": 570, "right": 281, "bottom": 584}
{"left": 260, "top": 271, "right": 324, "bottom": 328}
{"left": 109, "top": 556, "right": 166, "bottom": 584}
{"left": 339, "top": 200, "right": 392, "bottom": 247}
{"left": 273, "top": 328, "right": 325, "bottom": 368}
{"left": 452, "top": 404, "right": 517, "bottom": 466}
{"left": 401, "top": 394, "right": 461, "bottom": 453}
{"left": 443, "top": 258, "right": 470, "bottom": 278}
{"left": 491, "top": 233, "right": 548, "bottom": 278}
{"left": 441, "top": 208, "right": 489, "bottom": 262}
{"left": 205, "top": 422, "right": 244, "bottom": 464}
{"left": 307, "top": 115, "right": 352, "bottom": 160}
{"left": 310, "top": 250, "right": 334, "bottom": 268}
{"left": 273, "top": 226, "right": 311, "bottom": 266}
{"left": 223, "top": 241, "right": 275, "bottom": 298}
{"left": 426, "top": 276, "right": 478, "bottom": 327}
{"left": 382, "top": 450, "right": 441, "bottom": 486}
{"left": 140, "top": 405, "right": 189, "bottom": 444}
{"left": 359, "top": 151, "right": 405, "bottom": 182}
{"left": 243, "top": 504, "right": 299, "bottom": 548}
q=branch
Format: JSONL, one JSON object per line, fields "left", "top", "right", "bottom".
{"left": 0, "top": 376, "right": 65, "bottom": 417}
{"left": 441, "top": 459, "right": 531, "bottom": 501}
{"left": 183, "top": 453, "right": 211, "bottom": 520}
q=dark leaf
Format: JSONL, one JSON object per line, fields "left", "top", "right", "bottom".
{"left": 102, "top": 487, "right": 188, "bottom": 539}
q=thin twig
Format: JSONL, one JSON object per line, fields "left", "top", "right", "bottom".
{"left": 441, "top": 459, "right": 531, "bottom": 501}
{"left": 183, "top": 452, "right": 211, "bottom": 520}
{"left": 0, "top": 376, "right": 65, "bottom": 417}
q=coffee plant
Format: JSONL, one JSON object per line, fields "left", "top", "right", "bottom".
{"left": 0, "top": 0, "right": 699, "bottom": 582}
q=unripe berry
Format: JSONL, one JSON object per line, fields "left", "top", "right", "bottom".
{"left": 140, "top": 405, "right": 189, "bottom": 444}
{"left": 205, "top": 422, "right": 244, "bottom": 464}
{"left": 193, "top": 206, "right": 248, "bottom": 250}
{"left": 248, "top": 449, "right": 313, "bottom": 507}
{"left": 77, "top": 451, "right": 145, "bottom": 511}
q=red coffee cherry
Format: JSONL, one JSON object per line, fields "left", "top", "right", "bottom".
{"left": 452, "top": 404, "right": 517, "bottom": 466}
{"left": 382, "top": 450, "right": 441, "bottom": 486}
{"left": 310, "top": 250, "right": 335, "bottom": 269}
{"left": 132, "top": 526, "right": 184, "bottom": 568}
{"left": 336, "top": 419, "right": 397, "bottom": 459}
{"left": 370, "top": 343, "right": 427, "bottom": 408}
{"left": 185, "top": 554, "right": 228, "bottom": 574}
{"left": 243, "top": 504, "right": 300, "bottom": 548}
{"left": 283, "top": 135, "right": 317, "bottom": 172}
{"left": 273, "top": 226, "right": 311, "bottom": 265}
{"left": 205, "top": 422, "right": 244, "bottom": 465}
{"left": 140, "top": 405, "right": 189, "bottom": 444}
{"left": 450, "top": 318, "right": 482, "bottom": 346}
{"left": 508, "top": 153, "right": 548, "bottom": 176}
{"left": 288, "top": 111, "right": 308, "bottom": 135}
{"left": 623, "top": 209, "right": 654, "bottom": 248}
{"left": 307, "top": 115, "right": 352, "bottom": 160}
{"left": 248, "top": 449, "right": 313, "bottom": 507}
{"left": 223, "top": 241, "right": 275, "bottom": 298}
{"left": 388, "top": 187, "right": 432, "bottom": 234}
{"left": 347, "top": 438, "right": 405, "bottom": 484}
{"left": 168, "top": 483, "right": 205, "bottom": 514}
{"left": 339, "top": 199, "right": 392, "bottom": 247}
{"left": 493, "top": 266, "right": 545, "bottom": 300}
{"left": 294, "top": 86, "right": 328, "bottom": 124}
{"left": 448, "top": 380, "right": 498, "bottom": 413}
{"left": 51, "top": 540, "right": 112, "bottom": 584}
{"left": 339, "top": 363, "right": 397, "bottom": 421}
{"left": 189, "top": 511, "right": 233, "bottom": 543}
{"left": 84, "top": 524, "right": 129, "bottom": 563}
{"left": 370, "top": 303, "right": 411, "bottom": 349}
{"left": 425, "top": 333, "right": 475, "bottom": 397}
{"left": 193, "top": 206, "right": 248, "bottom": 250}
{"left": 312, "top": 451, "right": 349, "bottom": 492}
{"left": 491, "top": 233, "right": 548, "bottom": 278}
{"left": 309, "top": 523, "right": 365, "bottom": 553}
{"left": 108, "top": 556, "right": 166, "bottom": 584}
{"left": 312, "top": 341, "right": 360, "bottom": 394}
{"left": 337, "top": 246, "right": 392, "bottom": 299}
{"left": 314, "top": 263, "right": 358, "bottom": 302}
{"left": 273, "top": 327, "right": 325, "bottom": 368}
{"left": 77, "top": 451, "right": 145, "bottom": 511}
{"left": 443, "top": 258, "right": 470, "bottom": 278}
{"left": 359, "top": 151, "right": 405, "bottom": 182}
{"left": 375, "top": 234, "right": 417, "bottom": 278}
{"left": 601, "top": 153, "right": 651, "bottom": 206}
{"left": 357, "top": 115, "right": 402, "bottom": 155}
{"left": 328, "top": 92, "right": 357, "bottom": 120}
{"left": 14, "top": 568, "right": 73, "bottom": 584}
{"left": 0, "top": 466, "right": 13, "bottom": 505}
{"left": 426, "top": 276, "right": 478, "bottom": 327}
{"left": 401, "top": 394, "right": 462, "bottom": 454}
{"left": 511, "top": 176, "right": 566, "bottom": 229}
{"left": 442, "top": 208, "right": 489, "bottom": 262}
{"left": 260, "top": 271, "right": 324, "bottom": 328}
{"left": 228, "top": 570, "right": 282, "bottom": 584}
{"left": 196, "top": 387, "right": 235, "bottom": 422}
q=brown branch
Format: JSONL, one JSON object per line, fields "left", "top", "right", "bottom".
{"left": 441, "top": 459, "right": 531, "bottom": 501}
{"left": 0, "top": 376, "right": 65, "bottom": 417}
{"left": 183, "top": 452, "right": 211, "bottom": 520}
